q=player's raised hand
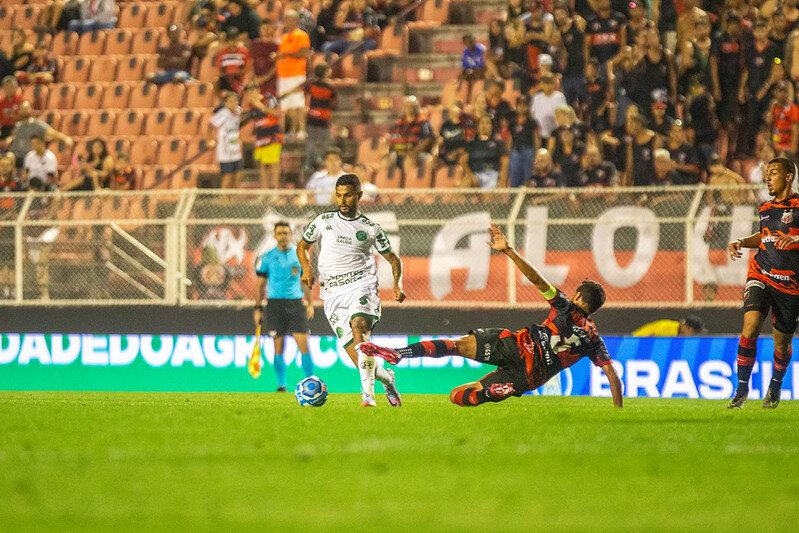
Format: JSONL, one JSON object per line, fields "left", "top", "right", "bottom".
{"left": 775, "top": 234, "right": 799, "bottom": 250}
{"left": 488, "top": 224, "right": 511, "bottom": 252}
{"left": 301, "top": 271, "right": 315, "bottom": 290}
{"left": 728, "top": 240, "right": 743, "bottom": 260}
{"left": 394, "top": 286, "right": 406, "bottom": 303}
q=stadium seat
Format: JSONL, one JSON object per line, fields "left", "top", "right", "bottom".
{"left": 119, "top": 3, "right": 148, "bottom": 28}
{"left": 374, "top": 164, "right": 404, "bottom": 189}
{"left": 256, "top": 0, "right": 283, "bottom": 22}
{"left": 47, "top": 84, "right": 77, "bottom": 110}
{"left": 114, "top": 110, "right": 144, "bottom": 136}
{"left": 379, "top": 23, "right": 405, "bottom": 55}
{"left": 131, "top": 28, "right": 160, "bottom": 55}
{"left": 434, "top": 165, "right": 464, "bottom": 188}
{"left": 101, "top": 82, "right": 132, "bottom": 109}
{"left": 77, "top": 30, "right": 108, "bottom": 55}
{"left": 157, "top": 138, "right": 187, "bottom": 165}
{"left": 42, "top": 110, "right": 63, "bottom": 130}
{"left": 139, "top": 168, "right": 158, "bottom": 190}
{"left": 130, "top": 138, "right": 159, "bottom": 166}
{"left": 169, "top": 167, "right": 199, "bottom": 189}
{"left": 61, "top": 111, "right": 89, "bottom": 137}
{"left": 74, "top": 84, "right": 104, "bottom": 110}
{"left": 88, "top": 56, "right": 119, "bottom": 83}
{"left": 51, "top": 31, "right": 80, "bottom": 56}
{"left": 0, "top": 7, "right": 11, "bottom": 30}
{"left": 13, "top": 5, "right": 41, "bottom": 30}
{"left": 60, "top": 57, "right": 91, "bottom": 83}
{"left": 171, "top": 110, "right": 201, "bottom": 136}
{"left": 144, "top": 2, "right": 175, "bottom": 28}
{"left": 156, "top": 82, "right": 186, "bottom": 108}
{"left": 22, "top": 84, "right": 49, "bottom": 111}
{"left": 105, "top": 29, "right": 133, "bottom": 54}
{"left": 357, "top": 138, "right": 388, "bottom": 168}
{"left": 143, "top": 109, "right": 174, "bottom": 136}
{"left": 184, "top": 82, "right": 215, "bottom": 108}
{"left": 87, "top": 110, "right": 117, "bottom": 137}
{"left": 116, "top": 55, "right": 147, "bottom": 81}
{"left": 172, "top": 2, "right": 187, "bottom": 24}
{"left": 52, "top": 139, "right": 76, "bottom": 169}
{"left": 108, "top": 137, "right": 133, "bottom": 157}
{"left": 196, "top": 55, "right": 217, "bottom": 83}
{"left": 186, "top": 138, "right": 215, "bottom": 166}
{"left": 403, "top": 158, "right": 434, "bottom": 188}
{"left": 128, "top": 82, "right": 158, "bottom": 109}
{"left": 419, "top": 0, "right": 450, "bottom": 22}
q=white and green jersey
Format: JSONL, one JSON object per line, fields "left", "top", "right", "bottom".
{"left": 302, "top": 210, "right": 392, "bottom": 299}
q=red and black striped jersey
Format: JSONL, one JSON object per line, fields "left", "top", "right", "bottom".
{"left": 749, "top": 194, "right": 799, "bottom": 295}
{"left": 514, "top": 290, "right": 613, "bottom": 389}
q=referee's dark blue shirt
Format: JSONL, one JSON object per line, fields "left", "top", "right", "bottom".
{"left": 254, "top": 245, "right": 304, "bottom": 300}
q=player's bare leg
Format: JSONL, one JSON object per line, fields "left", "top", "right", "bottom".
{"left": 292, "top": 332, "right": 314, "bottom": 378}
{"left": 763, "top": 329, "right": 792, "bottom": 409}
{"left": 273, "top": 335, "right": 288, "bottom": 392}
{"left": 729, "top": 311, "right": 765, "bottom": 408}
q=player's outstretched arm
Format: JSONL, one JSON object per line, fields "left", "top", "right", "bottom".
{"left": 381, "top": 250, "right": 406, "bottom": 303}
{"left": 297, "top": 239, "right": 315, "bottom": 290}
{"left": 602, "top": 364, "right": 623, "bottom": 408}
{"left": 488, "top": 224, "right": 552, "bottom": 294}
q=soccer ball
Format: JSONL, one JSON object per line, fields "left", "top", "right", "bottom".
{"left": 295, "top": 376, "right": 328, "bottom": 407}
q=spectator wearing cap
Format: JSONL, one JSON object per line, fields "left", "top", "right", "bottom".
{"left": 69, "top": 0, "right": 117, "bottom": 34}
{"left": 220, "top": 0, "right": 261, "bottom": 41}
{"left": 665, "top": 121, "right": 701, "bottom": 184}
{"left": 509, "top": 96, "right": 539, "bottom": 187}
{"left": 649, "top": 91, "right": 675, "bottom": 142}
{"left": 530, "top": 73, "right": 567, "bottom": 144}
{"left": 768, "top": 80, "right": 799, "bottom": 157}
{"left": 552, "top": 1, "right": 586, "bottom": 105}
{"left": 305, "top": 147, "right": 346, "bottom": 204}
{"left": 148, "top": 24, "right": 193, "bottom": 85}
{"left": 8, "top": 101, "right": 73, "bottom": 169}
{"left": 532, "top": 54, "right": 562, "bottom": 94}
{"left": 275, "top": 10, "right": 311, "bottom": 140}
{"left": 387, "top": 96, "right": 434, "bottom": 180}
{"left": 21, "top": 135, "right": 57, "bottom": 188}
{"left": 215, "top": 29, "right": 252, "bottom": 95}
{"left": 632, "top": 315, "right": 706, "bottom": 336}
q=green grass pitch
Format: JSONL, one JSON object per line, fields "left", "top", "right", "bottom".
{"left": 1, "top": 392, "right": 798, "bottom": 531}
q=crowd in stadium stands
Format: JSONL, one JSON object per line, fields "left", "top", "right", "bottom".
{"left": 1, "top": 0, "right": 799, "bottom": 197}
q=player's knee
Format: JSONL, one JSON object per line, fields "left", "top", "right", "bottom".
{"left": 350, "top": 316, "right": 369, "bottom": 333}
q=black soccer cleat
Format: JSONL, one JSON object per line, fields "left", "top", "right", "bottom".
{"left": 762, "top": 387, "right": 781, "bottom": 409}
{"left": 727, "top": 391, "right": 748, "bottom": 409}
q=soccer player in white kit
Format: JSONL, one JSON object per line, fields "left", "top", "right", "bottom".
{"left": 297, "top": 174, "right": 406, "bottom": 406}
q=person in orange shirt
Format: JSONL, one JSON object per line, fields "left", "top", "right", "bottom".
{"left": 275, "top": 10, "right": 311, "bottom": 140}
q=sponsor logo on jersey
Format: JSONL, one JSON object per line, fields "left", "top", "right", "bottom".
{"left": 324, "top": 269, "right": 366, "bottom": 288}
{"left": 336, "top": 235, "right": 353, "bottom": 245}
{"left": 359, "top": 295, "right": 368, "bottom": 306}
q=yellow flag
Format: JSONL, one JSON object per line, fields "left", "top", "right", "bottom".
{"left": 248, "top": 325, "right": 262, "bottom": 379}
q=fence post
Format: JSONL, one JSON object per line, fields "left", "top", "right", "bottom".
{"left": 506, "top": 189, "right": 526, "bottom": 306}
{"left": 684, "top": 186, "right": 705, "bottom": 306}
{"left": 177, "top": 190, "right": 197, "bottom": 306}
{"left": 14, "top": 194, "right": 34, "bottom": 304}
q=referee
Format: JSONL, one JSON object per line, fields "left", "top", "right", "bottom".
{"left": 254, "top": 221, "right": 315, "bottom": 391}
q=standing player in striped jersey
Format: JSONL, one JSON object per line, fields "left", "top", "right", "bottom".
{"left": 728, "top": 157, "right": 799, "bottom": 409}
{"left": 361, "top": 225, "right": 623, "bottom": 408}
{"left": 297, "top": 174, "right": 405, "bottom": 407}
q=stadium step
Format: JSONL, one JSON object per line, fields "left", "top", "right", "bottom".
{"left": 452, "top": 0, "right": 507, "bottom": 24}
{"left": 393, "top": 54, "right": 462, "bottom": 83}
{"left": 407, "top": 24, "right": 488, "bottom": 54}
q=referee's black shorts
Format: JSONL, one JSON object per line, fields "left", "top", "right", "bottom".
{"left": 262, "top": 299, "right": 309, "bottom": 337}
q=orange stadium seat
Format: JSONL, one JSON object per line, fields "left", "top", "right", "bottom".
{"left": 256, "top": 0, "right": 283, "bottom": 22}
{"left": 375, "top": 164, "right": 403, "bottom": 189}
{"left": 156, "top": 82, "right": 185, "bottom": 108}
{"left": 434, "top": 165, "right": 464, "bottom": 188}
{"left": 87, "top": 110, "right": 117, "bottom": 137}
{"left": 172, "top": 2, "right": 187, "bottom": 24}
{"left": 130, "top": 138, "right": 159, "bottom": 166}
{"left": 13, "top": 6, "right": 41, "bottom": 30}
{"left": 357, "top": 138, "right": 388, "bottom": 168}
{"left": 196, "top": 55, "right": 217, "bottom": 82}
{"left": 131, "top": 28, "right": 160, "bottom": 55}
{"left": 109, "top": 137, "right": 133, "bottom": 157}
{"left": 419, "top": 0, "right": 450, "bottom": 23}
{"left": 144, "top": 2, "right": 175, "bottom": 28}
{"left": 143, "top": 109, "right": 174, "bottom": 136}
{"left": 128, "top": 82, "right": 158, "bottom": 108}
{"left": 116, "top": 55, "right": 147, "bottom": 81}
{"left": 105, "top": 29, "right": 133, "bottom": 54}
{"left": 60, "top": 57, "right": 91, "bottom": 83}
{"left": 380, "top": 23, "right": 404, "bottom": 55}
{"left": 0, "top": 7, "right": 11, "bottom": 30}
{"left": 139, "top": 168, "right": 158, "bottom": 189}
{"left": 23, "top": 84, "right": 49, "bottom": 111}
{"left": 77, "top": 30, "right": 108, "bottom": 55}
{"left": 171, "top": 110, "right": 201, "bottom": 136}
{"left": 74, "top": 84, "right": 104, "bottom": 110}
{"left": 52, "top": 139, "right": 75, "bottom": 168}
{"left": 186, "top": 138, "right": 215, "bottom": 166}
{"left": 169, "top": 167, "right": 199, "bottom": 189}
{"left": 61, "top": 111, "right": 89, "bottom": 137}
{"left": 158, "top": 138, "right": 187, "bottom": 165}
{"left": 119, "top": 3, "right": 147, "bottom": 28}
{"left": 47, "top": 84, "right": 77, "bottom": 109}
{"left": 51, "top": 31, "right": 79, "bottom": 56}
{"left": 185, "top": 82, "right": 215, "bottom": 108}
{"left": 403, "top": 158, "right": 434, "bottom": 188}
{"left": 101, "top": 82, "right": 131, "bottom": 109}
{"left": 42, "top": 110, "right": 63, "bottom": 130}
{"left": 89, "top": 56, "right": 119, "bottom": 82}
{"left": 114, "top": 110, "right": 144, "bottom": 136}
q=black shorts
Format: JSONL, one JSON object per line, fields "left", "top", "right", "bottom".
{"left": 743, "top": 279, "right": 799, "bottom": 334}
{"left": 469, "top": 328, "right": 529, "bottom": 397}
{"left": 263, "top": 299, "right": 309, "bottom": 337}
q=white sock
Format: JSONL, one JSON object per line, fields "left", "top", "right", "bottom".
{"left": 355, "top": 343, "right": 375, "bottom": 397}
{"left": 374, "top": 358, "right": 392, "bottom": 384}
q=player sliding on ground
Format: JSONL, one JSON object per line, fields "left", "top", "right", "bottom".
{"left": 297, "top": 174, "right": 406, "bottom": 407}
{"left": 727, "top": 157, "right": 799, "bottom": 409}
{"left": 361, "top": 224, "right": 623, "bottom": 408}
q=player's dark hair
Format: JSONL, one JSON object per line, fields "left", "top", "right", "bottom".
{"left": 335, "top": 173, "right": 361, "bottom": 191}
{"left": 577, "top": 279, "right": 606, "bottom": 314}
{"left": 274, "top": 220, "right": 291, "bottom": 231}
{"left": 769, "top": 157, "right": 796, "bottom": 179}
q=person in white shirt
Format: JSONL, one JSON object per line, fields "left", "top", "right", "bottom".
{"left": 210, "top": 92, "right": 243, "bottom": 189}
{"left": 305, "top": 147, "right": 346, "bottom": 204}
{"left": 22, "top": 135, "right": 57, "bottom": 187}
{"left": 530, "top": 73, "right": 567, "bottom": 142}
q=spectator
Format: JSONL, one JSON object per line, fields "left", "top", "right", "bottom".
{"left": 62, "top": 138, "right": 114, "bottom": 191}
{"left": 189, "top": 1, "right": 222, "bottom": 64}
{"left": 313, "top": 0, "right": 338, "bottom": 51}
{"left": 649, "top": 91, "right": 675, "bottom": 141}
{"left": 580, "top": 58, "right": 611, "bottom": 131}
{"left": 0, "top": 49, "right": 12, "bottom": 83}
{"left": 748, "top": 143, "right": 776, "bottom": 202}
{"left": 69, "top": 0, "right": 117, "bottom": 33}
{"left": 0, "top": 76, "right": 22, "bottom": 141}
{"left": 484, "top": 79, "right": 514, "bottom": 135}
{"left": 666, "top": 121, "right": 702, "bottom": 184}
{"left": 306, "top": 147, "right": 346, "bottom": 204}
{"left": 485, "top": 19, "right": 509, "bottom": 80}
{"left": 461, "top": 115, "right": 508, "bottom": 188}
{"left": 21, "top": 135, "right": 58, "bottom": 188}
{"left": 635, "top": 24, "right": 677, "bottom": 112}
{"left": 321, "top": 0, "right": 380, "bottom": 58}
{"left": 655, "top": 0, "right": 679, "bottom": 53}
{"left": 387, "top": 95, "right": 434, "bottom": 178}
{"left": 296, "top": 63, "right": 336, "bottom": 173}
{"left": 148, "top": 24, "right": 193, "bottom": 85}
{"left": 8, "top": 101, "right": 73, "bottom": 169}
{"left": 220, "top": 0, "right": 261, "bottom": 41}
{"left": 529, "top": 148, "right": 563, "bottom": 187}
{"left": 250, "top": 23, "right": 279, "bottom": 97}
{"left": 677, "top": 14, "right": 711, "bottom": 97}
{"left": 42, "top": 0, "right": 82, "bottom": 33}
{"left": 709, "top": 11, "right": 743, "bottom": 161}
{"left": 584, "top": 0, "right": 626, "bottom": 66}
{"left": 332, "top": 126, "right": 357, "bottom": 166}
{"left": 109, "top": 152, "right": 136, "bottom": 190}
{"left": 8, "top": 30, "right": 34, "bottom": 75}
{"left": 434, "top": 104, "right": 472, "bottom": 174}
{"left": 675, "top": 0, "right": 707, "bottom": 50}
{"left": 246, "top": 85, "right": 283, "bottom": 189}
{"left": 685, "top": 74, "right": 718, "bottom": 165}
{"left": 210, "top": 91, "right": 244, "bottom": 188}
{"left": 653, "top": 148, "right": 679, "bottom": 185}
{"left": 624, "top": 112, "right": 660, "bottom": 186}
{"left": 578, "top": 144, "right": 617, "bottom": 186}
{"left": 625, "top": 0, "right": 648, "bottom": 46}
{"left": 0, "top": 154, "right": 21, "bottom": 191}
{"left": 531, "top": 54, "right": 562, "bottom": 94}
{"left": 531, "top": 73, "right": 567, "bottom": 143}
{"left": 551, "top": 126, "right": 585, "bottom": 186}
{"left": 509, "top": 96, "right": 539, "bottom": 187}
{"left": 553, "top": 1, "right": 586, "bottom": 104}
{"left": 215, "top": 29, "right": 252, "bottom": 95}
{"left": 548, "top": 105, "right": 587, "bottom": 151}
{"left": 769, "top": 80, "right": 799, "bottom": 157}
{"left": 458, "top": 34, "right": 486, "bottom": 101}
{"left": 287, "top": 0, "right": 316, "bottom": 36}
{"left": 19, "top": 43, "right": 57, "bottom": 85}
{"left": 276, "top": 10, "right": 311, "bottom": 140}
